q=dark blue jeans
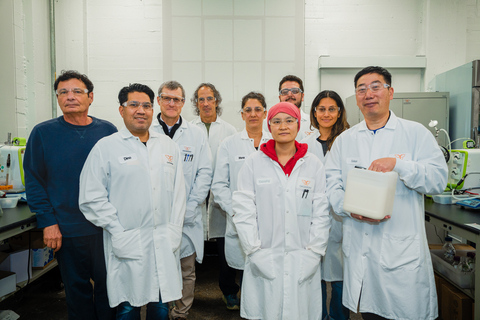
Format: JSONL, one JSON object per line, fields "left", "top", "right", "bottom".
{"left": 116, "top": 300, "right": 169, "bottom": 320}
{"left": 56, "top": 233, "right": 115, "bottom": 320}
{"left": 321, "top": 280, "right": 350, "bottom": 320}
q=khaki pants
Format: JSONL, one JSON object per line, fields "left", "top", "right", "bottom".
{"left": 170, "top": 253, "right": 196, "bottom": 319}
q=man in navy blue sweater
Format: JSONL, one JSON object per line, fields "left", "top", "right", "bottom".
{"left": 24, "top": 70, "right": 117, "bottom": 320}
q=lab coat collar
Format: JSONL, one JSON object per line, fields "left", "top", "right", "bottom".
{"left": 192, "top": 115, "right": 224, "bottom": 126}
{"left": 119, "top": 126, "right": 160, "bottom": 140}
{"left": 300, "top": 109, "right": 310, "bottom": 122}
{"left": 260, "top": 140, "right": 308, "bottom": 176}
{"left": 358, "top": 110, "right": 397, "bottom": 132}
{"left": 151, "top": 116, "right": 188, "bottom": 135}
{"left": 240, "top": 128, "right": 270, "bottom": 141}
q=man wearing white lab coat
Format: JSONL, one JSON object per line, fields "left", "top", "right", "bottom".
{"left": 212, "top": 92, "right": 272, "bottom": 271}
{"left": 152, "top": 80, "right": 213, "bottom": 320}
{"left": 79, "top": 83, "right": 186, "bottom": 319}
{"left": 264, "top": 75, "right": 317, "bottom": 141}
{"left": 190, "top": 83, "right": 238, "bottom": 309}
{"left": 325, "top": 66, "right": 448, "bottom": 320}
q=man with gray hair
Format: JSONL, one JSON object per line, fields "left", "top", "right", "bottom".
{"left": 190, "top": 83, "right": 239, "bottom": 310}
{"left": 152, "top": 81, "right": 213, "bottom": 319}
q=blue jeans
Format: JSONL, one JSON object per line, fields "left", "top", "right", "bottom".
{"left": 56, "top": 233, "right": 115, "bottom": 320}
{"left": 116, "top": 299, "right": 169, "bottom": 320}
{"left": 321, "top": 280, "right": 350, "bottom": 320}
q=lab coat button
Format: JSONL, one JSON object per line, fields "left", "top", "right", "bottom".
{"left": 365, "top": 233, "right": 368, "bottom": 236}
{"left": 286, "top": 189, "right": 289, "bottom": 192}
{"left": 363, "top": 253, "right": 366, "bottom": 257}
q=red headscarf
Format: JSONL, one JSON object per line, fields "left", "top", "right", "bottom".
{"left": 266, "top": 102, "right": 301, "bottom": 132}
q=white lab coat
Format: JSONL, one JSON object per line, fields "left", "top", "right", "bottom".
{"left": 302, "top": 132, "right": 344, "bottom": 281}
{"left": 232, "top": 150, "right": 331, "bottom": 320}
{"left": 79, "top": 128, "right": 186, "bottom": 307}
{"left": 191, "top": 116, "right": 237, "bottom": 239}
{"left": 325, "top": 112, "right": 447, "bottom": 319}
{"left": 151, "top": 117, "right": 213, "bottom": 263}
{"left": 263, "top": 108, "right": 316, "bottom": 142}
{"left": 211, "top": 129, "right": 272, "bottom": 270}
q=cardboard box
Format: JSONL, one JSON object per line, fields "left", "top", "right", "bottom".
{"left": 0, "top": 249, "right": 32, "bottom": 284}
{"left": 442, "top": 282, "right": 473, "bottom": 320}
{"left": 0, "top": 270, "right": 16, "bottom": 297}
{"left": 9, "top": 231, "right": 54, "bottom": 269}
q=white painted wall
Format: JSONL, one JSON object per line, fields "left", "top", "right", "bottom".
{"left": 0, "top": 0, "right": 52, "bottom": 142}
{"left": 1, "top": 0, "right": 479, "bottom": 138}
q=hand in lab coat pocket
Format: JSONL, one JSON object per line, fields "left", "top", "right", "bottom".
{"left": 248, "top": 249, "right": 276, "bottom": 280}
{"left": 298, "top": 249, "right": 321, "bottom": 284}
{"left": 111, "top": 228, "right": 143, "bottom": 260}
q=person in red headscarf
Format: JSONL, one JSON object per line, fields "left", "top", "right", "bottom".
{"left": 232, "top": 102, "right": 331, "bottom": 320}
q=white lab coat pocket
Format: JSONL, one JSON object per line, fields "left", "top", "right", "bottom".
{"left": 248, "top": 249, "right": 276, "bottom": 280}
{"left": 298, "top": 250, "right": 321, "bottom": 284}
{"left": 111, "top": 228, "right": 142, "bottom": 260}
{"left": 296, "top": 177, "right": 315, "bottom": 216}
{"left": 380, "top": 233, "right": 420, "bottom": 271}
{"left": 163, "top": 166, "right": 175, "bottom": 191}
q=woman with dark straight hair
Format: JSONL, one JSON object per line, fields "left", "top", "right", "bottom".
{"left": 303, "top": 90, "right": 350, "bottom": 320}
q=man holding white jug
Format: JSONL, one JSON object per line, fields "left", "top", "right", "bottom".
{"left": 325, "top": 66, "right": 448, "bottom": 320}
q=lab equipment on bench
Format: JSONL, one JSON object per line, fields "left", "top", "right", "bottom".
{"left": 0, "top": 133, "right": 26, "bottom": 193}
{"left": 343, "top": 168, "right": 398, "bottom": 219}
{"left": 448, "top": 149, "right": 480, "bottom": 191}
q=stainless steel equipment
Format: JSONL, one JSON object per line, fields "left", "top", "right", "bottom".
{"left": 429, "top": 60, "right": 480, "bottom": 149}
{"left": 345, "top": 92, "right": 450, "bottom": 146}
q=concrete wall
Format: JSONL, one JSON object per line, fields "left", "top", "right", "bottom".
{"left": 1, "top": 0, "right": 479, "bottom": 137}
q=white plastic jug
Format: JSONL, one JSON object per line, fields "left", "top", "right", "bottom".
{"left": 343, "top": 168, "right": 398, "bottom": 220}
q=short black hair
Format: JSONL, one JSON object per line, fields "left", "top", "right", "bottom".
{"left": 118, "top": 83, "right": 155, "bottom": 106}
{"left": 354, "top": 66, "right": 392, "bottom": 87}
{"left": 278, "top": 75, "right": 304, "bottom": 92}
{"left": 54, "top": 70, "right": 94, "bottom": 93}
{"left": 241, "top": 92, "right": 267, "bottom": 111}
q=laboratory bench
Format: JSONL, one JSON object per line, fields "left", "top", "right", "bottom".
{"left": 0, "top": 203, "right": 58, "bottom": 302}
{"left": 425, "top": 197, "right": 480, "bottom": 317}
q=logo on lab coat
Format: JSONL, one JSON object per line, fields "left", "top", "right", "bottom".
{"left": 165, "top": 154, "right": 174, "bottom": 165}
{"left": 302, "top": 180, "right": 311, "bottom": 186}
{"left": 394, "top": 154, "right": 405, "bottom": 160}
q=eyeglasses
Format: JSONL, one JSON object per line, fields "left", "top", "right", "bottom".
{"left": 122, "top": 101, "right": 154, "bottom": 110}
{"left": 279, "top": 88, "right": 303, "bottom": 96}
{"left": 316, "top": 106, "right": 339, "bottom": 114}
{"left": 242, "top": 107, "right": 264, "bottom": 114}
{"left": 197, "top": 96, "right": 216, "bottom": 104}
{"left": 160, "top": 94, "right": 185, "bottom": 105}
{"left": 56, "top": 88, "right": 89, "bottom": 96}
{"left": 355, "top": 82, "right": 390, "bottom": 96}
{"left": 269, "top": 117, "right": 298, "bottom": 126}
